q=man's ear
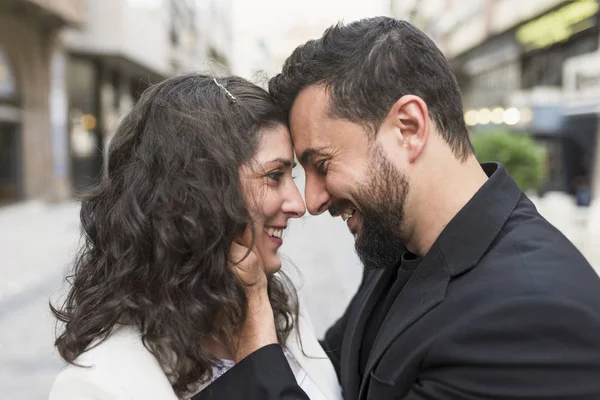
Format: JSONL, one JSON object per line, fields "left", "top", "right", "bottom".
{"left": 380, "top": 94, "right": 430, "bottom": 163}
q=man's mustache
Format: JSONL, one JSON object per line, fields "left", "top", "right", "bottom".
{"left": 328, "top": 203, "right": 342, "bottom": 217}
{"left": 328, "top": 201, "right": 355, "bottom": 217}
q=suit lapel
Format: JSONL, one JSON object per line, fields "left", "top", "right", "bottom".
{"left": 358, "top": 245, "right": 450, "bottom": 399}
{"left": 353, "top": 163, "right": 522, "bottom": 399}
{"left": 341, "top": 267, "right": 396, "bottom": 400}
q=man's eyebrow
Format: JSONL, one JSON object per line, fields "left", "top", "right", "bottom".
{"left": 299, "top": 147, "right": 331, "bottom": 165}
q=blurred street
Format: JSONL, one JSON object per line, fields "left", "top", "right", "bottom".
{"left": 0, "top": 201, "right": 80, "bottom": 399}
{"left": 0, "top": 178, "right": 365, "bottom": 399}
{"left": 2, "top": 0, "right": 600, "bottom": 399}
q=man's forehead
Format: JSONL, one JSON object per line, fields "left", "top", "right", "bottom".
{"left": 290, "top": 85, "right": 330, "bottom": 126}
{"left": 289, "top": 85, "right": 332, "bottom": 154}
{"left": 291, "top": 128, "right": 332, "bottom": 165}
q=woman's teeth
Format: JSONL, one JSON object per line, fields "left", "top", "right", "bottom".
{"left": 341, "top": 209, "right": 355, "bottom": 221}
{"left": 265, "top": 227, "right": 283, "bottom": 238}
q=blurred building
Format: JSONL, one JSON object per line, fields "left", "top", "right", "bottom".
{"left": 227, "top": 0, "right": 391, "bottom": 81}
{"left": 62, "top": 0, "right": 206, "bottom": 194}
{"left": 227, "top": 0, "right": 278, "bottom": 80}
{"left": 199, "top": 0, "right": 233, "bottom": 76}
{"left": 394, "top": 0, "right": 600, "bottom": 204}
{"left": 0, "top": 0, "right": 214, "bottom": 204}
{"left": 563, "top": 33, "right": 600, "bottom": 204}
{"left": 0, "top": 0, "right": 85, "bottom": 205}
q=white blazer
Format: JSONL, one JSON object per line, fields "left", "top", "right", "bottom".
{"left": 49, "top": 306, "right": 342, "bottom": 400}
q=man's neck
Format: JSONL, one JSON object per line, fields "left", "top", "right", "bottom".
{"left": 407, "top": 156, "right": 488, "bottom": 256}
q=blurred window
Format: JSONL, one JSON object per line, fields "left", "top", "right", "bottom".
{"left": 0, "top": 49, "right": 17, "bottom": 101}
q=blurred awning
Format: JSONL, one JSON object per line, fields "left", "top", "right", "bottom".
{"left": 563, "top": 100, "right": 600, "bottom": 116}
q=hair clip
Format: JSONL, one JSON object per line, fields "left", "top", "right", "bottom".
{"left": 213, "top": 78, "right": 236, "bottom": 102}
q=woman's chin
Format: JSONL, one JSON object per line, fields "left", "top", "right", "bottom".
{"left": 263, "top": 258, "right": 282, "bottom": 275}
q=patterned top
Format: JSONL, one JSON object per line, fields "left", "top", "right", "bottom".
{"left": 191, "top": 346, "right": 324, "bottom": 399}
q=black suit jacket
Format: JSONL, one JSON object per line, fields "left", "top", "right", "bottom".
{"left": 194, "top": 163, "right": 600, "bottom": 400}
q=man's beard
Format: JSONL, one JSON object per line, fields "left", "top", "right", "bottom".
{"left": 353, "top": 146, "right": 409, "bottom": 270}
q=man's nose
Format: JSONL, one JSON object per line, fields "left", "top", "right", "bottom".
{"left": 305, "top": 174, "right": 331, "bottom": 215}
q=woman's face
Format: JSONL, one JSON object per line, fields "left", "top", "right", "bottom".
{"left": 240, "top": 125, "right": 306, "bottom": 274}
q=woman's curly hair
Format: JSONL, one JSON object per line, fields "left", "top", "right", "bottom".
{"left": 51, "top": 73, "right": 298, "bottom": 396}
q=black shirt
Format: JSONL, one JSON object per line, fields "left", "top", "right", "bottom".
{"left": 359, "top": 251, "right": 422, "bottom": 376}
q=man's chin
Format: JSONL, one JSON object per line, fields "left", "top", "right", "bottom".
{"left": 354, "top": 224, "right": 406, "bottom": 269}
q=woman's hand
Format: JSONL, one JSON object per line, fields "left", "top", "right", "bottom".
{"left": 229, "top": 241, "right": 268, "bottom": 290}
{"left": 229, "top": 232, "right": 278, "bottom": 363}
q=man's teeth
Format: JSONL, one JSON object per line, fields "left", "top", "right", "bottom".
{"left": 265, "top": 227, "right": 283, "bottom": 238}
{"left": 341, "top": 209, "right": 355, "bottom": 221}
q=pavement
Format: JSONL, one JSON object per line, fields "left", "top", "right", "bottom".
{"left": 0, "top": 200, "right": 81, "bottom": 400}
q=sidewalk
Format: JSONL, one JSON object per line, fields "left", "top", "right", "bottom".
{"left": 530, "top": 192, "right": 600, "bottom": 275}
{"left": 0, "top": 200, "right": 81, "bottom": 305}
{"left": 0, "top": 200, "right": 81, "bottom": 399}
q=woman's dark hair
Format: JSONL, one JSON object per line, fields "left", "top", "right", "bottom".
{"left": 51, "top": 73, "right": 297, "bottom": 396}
{"left": 269, "top": 17, "right": 473, "bottom": 160}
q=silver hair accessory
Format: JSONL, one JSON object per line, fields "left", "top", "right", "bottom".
{"left": 213, "top": 78, "right": 236, "bottom": 102}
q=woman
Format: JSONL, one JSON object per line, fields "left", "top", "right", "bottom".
{"left": 49, "top": 74, "right": 342, "bottom": 400}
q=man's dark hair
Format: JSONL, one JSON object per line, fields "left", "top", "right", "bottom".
{"left": 269, "top": 17, "right": 472, "bottom": 160}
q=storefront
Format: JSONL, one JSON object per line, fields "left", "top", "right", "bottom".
{"left": 517, "top": 0, "right": 599, "bottom": 89}
{"left": 66, "top": 54, "right": 158, "bottom": 193}
{"left": 453, "top": 32, "right": 521, "bottom": 109}
{"left": 563, "top": 50, "right": 600, "bottom": 206}
{"left": 66, "top": 56, "right": 102, "bottom": 194}
{"left": 0, "top": 47, "right": 21, "bottom": 204}
{"left": 0, "top": 0, "right": 84, "bottom": 204}
{"left": 474, "top": 0, "right": 600, "bottom": 196}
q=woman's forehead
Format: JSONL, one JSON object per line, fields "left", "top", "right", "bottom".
{"left": 253, "top": 125, "right": 293, "bottom": 164}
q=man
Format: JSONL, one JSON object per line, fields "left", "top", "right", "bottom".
{"left": 195, "top": 17, "right": 600, "bottom": 400}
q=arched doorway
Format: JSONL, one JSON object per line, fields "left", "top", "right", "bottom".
{"left": 0, "top": 47, "right": 21, "bottom": 204}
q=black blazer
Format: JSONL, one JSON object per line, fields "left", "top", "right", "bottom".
{"left": 194, "top": 163, "right": 600, "bottom": 400}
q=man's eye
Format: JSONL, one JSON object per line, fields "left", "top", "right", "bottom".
{"left": 267, "top": 171, "right": 284, "bottom": 182}
{"left": 316, "top": 160, "right": 328, "bottom": 175}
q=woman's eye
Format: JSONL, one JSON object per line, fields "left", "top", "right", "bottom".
{"left": 267, "top": 171, "right": 284, "bottom": 182}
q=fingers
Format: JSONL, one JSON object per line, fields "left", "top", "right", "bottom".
{"left": 236, "top": 225, "right": 254, "bottom": 249}
{"left": 229, "top": 242, "right": 265, "bottom": 287}
{"left": 229, "top": 241, "right": 253, "bottom": 265}
{"left": 229, "top": 225, "right": 268, "bottom": 288}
